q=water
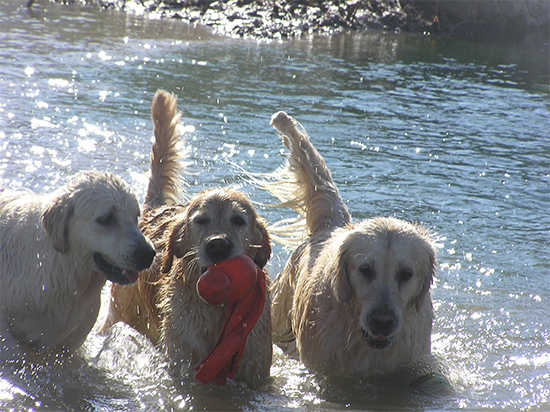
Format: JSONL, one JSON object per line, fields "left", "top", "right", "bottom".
{"left": 1, "top": 0, "right": 549, "bottom": 410}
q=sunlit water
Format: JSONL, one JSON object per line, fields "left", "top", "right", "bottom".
{"left": 1, "top": 0, "right": 549, "bottom": 410}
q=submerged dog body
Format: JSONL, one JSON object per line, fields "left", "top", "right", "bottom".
{"left": 0, "top": 172, "right": 156, "bottom": 360}
{"left": 101, "top": 90, "right": 272, "bottom": 386}
{"left": 263, "top": 112, "right": 437, "bottom": 378}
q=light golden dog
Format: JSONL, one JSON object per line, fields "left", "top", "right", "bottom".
{"left": 100, "top": 90, "right": 272, "bottom": 386}
{"left": 0, "top": 171, "right": 156, "bottom": 362}
{"left": 260, "top": 112, "right": 437, "bottom": 378}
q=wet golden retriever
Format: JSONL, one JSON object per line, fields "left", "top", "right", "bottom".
{"left": 100, "top": 90, "right": 272, "bottom": 386}
{"left": 0, "top": 171, "right": 156, "bottom": 362}
{"left": 260, "top": 112, "right": 437, "bottom": 378}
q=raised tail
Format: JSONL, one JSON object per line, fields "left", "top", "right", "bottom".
{"left": 263, "top": 111, "right": 351, "bottom": 238}
{"left": 144, "top": 90, "right": 186, "bottom": 209}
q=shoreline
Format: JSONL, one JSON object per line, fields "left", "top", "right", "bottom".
{"left": 47, "top": 0, "right": 549, "bottom": 43}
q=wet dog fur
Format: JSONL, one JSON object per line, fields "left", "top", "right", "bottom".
{"left": 260, "top": 112, "right": 437, "bottom": 378}
{"left": 0, "top": 171, "right": 156, "bottom": 361}
{"left": 100, "top": 90, "right": 272, "bottom": 386}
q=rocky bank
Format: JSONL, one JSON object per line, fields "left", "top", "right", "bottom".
{"left": 49, "top": 0, "right": 549, "bottom": 42}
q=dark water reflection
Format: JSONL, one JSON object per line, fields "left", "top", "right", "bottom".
{"left": 1, "top": 0, "right": 549, "bottom": 410}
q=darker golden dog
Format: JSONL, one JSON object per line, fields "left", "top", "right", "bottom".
{"left": 100, "top": 90, "right": 272, "bottom": 386}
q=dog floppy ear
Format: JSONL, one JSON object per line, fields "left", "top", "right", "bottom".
{"left": 329, "top": 238, "right": 353, "bottom": 303}
{"left": 415, "top": 247, "right": 437, "bottom": 311}
{"left": 162, "top": 219, "right": 187, "bottom": 274}
{"left": 42, "top": 191, "right": 74, "bottom": 254}
{"left": 250, "top": 218, "right": 271, "bottom": 269}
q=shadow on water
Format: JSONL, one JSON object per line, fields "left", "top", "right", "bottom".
{"left": 308, "top": 358, "right": 456, "bottom": 411}
{"left": 2, "top": 326, "right": 459, "bottom": 411}
{"left": 1, "top": 354, "right": 136, "bottom": 411}
{"left": 2, "top": 324, "right": 170, "bottom": 411}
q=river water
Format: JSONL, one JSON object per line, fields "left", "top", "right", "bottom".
{"left": 1, "top": 1, "right": 549, "bottom": 411}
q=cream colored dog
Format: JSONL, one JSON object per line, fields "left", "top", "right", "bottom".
{"left": 261, "top": 112, "right": 437, "bottom": 378}
{"left": 0, "top": 171, "right": 156, "bottom": 361}
{"left": 100, "top": 90, "right": 272, "bottom": 386}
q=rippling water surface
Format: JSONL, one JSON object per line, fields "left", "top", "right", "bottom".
{"left": 1, "top": 0, "right": 549, "bottom": 410}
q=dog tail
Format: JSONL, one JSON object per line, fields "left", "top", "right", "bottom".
{"left": 144, "top": 90, "right": 187, "bottom": 209}
{"left": 261, "top": 111, "right": 351, "bottom": 239}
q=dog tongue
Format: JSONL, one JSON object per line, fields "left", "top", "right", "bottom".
{"left": 123, "top": 269, "right": 139, "bottom": 283}
{"left": 194, "top": 254, "right": 266, "bottom": 385}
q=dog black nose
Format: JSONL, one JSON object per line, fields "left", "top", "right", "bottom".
{"left": 368, "top": 309, "right": 397, "bottom": 337}
{"left": 135, "top": 241, "right": 156, "bottom": 270}
{"left": 206, "top": 236, "right": 232, "bottom": 262}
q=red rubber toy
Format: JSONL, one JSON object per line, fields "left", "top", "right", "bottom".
{"left": 194, "top": 253, "right": 267, "bottom": 384}
{"left": 197, "top": 254, "right": 258, "bottom": 305}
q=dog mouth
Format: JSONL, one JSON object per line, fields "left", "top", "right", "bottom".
{"left": 93, "top": 253, "right": 139, "bottom": 285}
{"left": 362, "top": 327, "right": 392, "bottom": 350}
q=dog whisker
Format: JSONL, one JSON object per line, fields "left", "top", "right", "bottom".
{"left": 181, "top": 248, "right": 198, "bottom": 261}
{"left": 186, "top": 256, "right": 201, "bottom": 274}
{"left": 346, "top": 318, "right": 361, "bottom": 349}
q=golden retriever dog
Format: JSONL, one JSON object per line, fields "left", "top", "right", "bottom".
{"left": 0, "top": 171, "right": 156, "bottom": 362}
{"left": 260, "top": 111, "right": 437, "bottom": 378}
{"left": 100, "top": 90, "right": 272, "bottom": 386}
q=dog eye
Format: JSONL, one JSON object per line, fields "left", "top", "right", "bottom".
{"left": 193, "top": 215, "right": 210, "bottom": 225}
{"left": 96, "top": 211, "right": 116, "bottom": 227}
{"left": 230, "top": 215, "right": 247, "bottom": 227}
{"left": 397, "top": 267, "right": 414, "bottom": 284}
{"left": 358, "top": 264, "right": 375, "bottom": 281}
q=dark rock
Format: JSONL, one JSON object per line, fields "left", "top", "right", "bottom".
{"left": 399, "top": 0, "right": 549, "bottom": 41}
{"left": 49, "top": 0, "right": 549, "bottom": 42}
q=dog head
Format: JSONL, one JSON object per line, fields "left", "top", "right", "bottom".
{"left": 327, "top": 217, "right": 436, "bottom": 350}
{"left": 162, "top": 187, "right": 271, "bottom": 275}
{"left": 42, "top": 171, "right": 156, "bottom": 285}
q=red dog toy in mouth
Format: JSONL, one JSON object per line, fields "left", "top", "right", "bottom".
{"left": 195, "top": 254, "right": 266, "bottom": 385}
{"left": 196, "top": 254, "right": 258, "bottom": 305}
